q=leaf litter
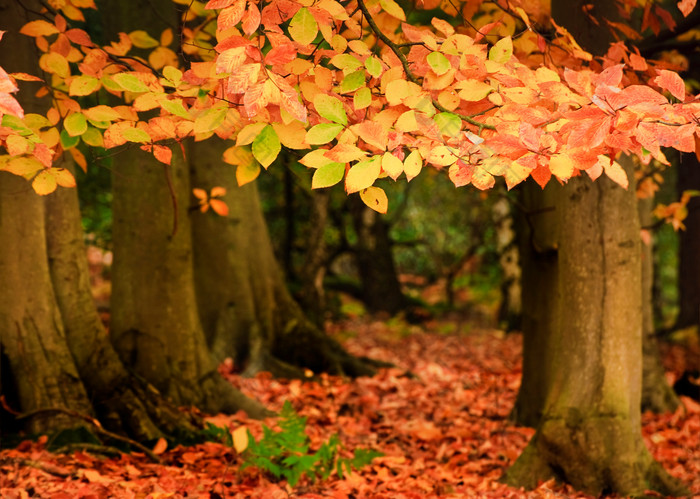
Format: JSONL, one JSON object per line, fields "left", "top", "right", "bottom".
{"left": 1, "top": 317, "right": 699, "bottom": 498}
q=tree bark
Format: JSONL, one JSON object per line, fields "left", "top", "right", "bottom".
{"left": 0, "top": 0, "right": 92, "bottom": 436}
{"left": 189, "top": 140, "right": 377, "bottom": 378}
{"left": 110, "top": 145, "right": 268, "bottom": 417}
{"left": 505, "top": 161, "right": 686, "bottom": 496}
{"left": 45, "top": 162, "right": 199, "bottom": 441}
{"left": 510, "top": 180, "right": 560, "bottom": 427}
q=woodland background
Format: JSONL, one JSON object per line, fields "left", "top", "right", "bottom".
{"left": 1, "top": 0, "right": 700, "bottom": 497}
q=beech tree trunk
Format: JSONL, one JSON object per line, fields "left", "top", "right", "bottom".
{"left": 0, "top": 1, "right": 93, "bottom": 436}
{"left": 189, "top": 140, "right": 377, "bottom": 378}
{"left": 510, "top": 180, "right": 560, "bottom": 427}
{"left": 505, "top": 161, "right": 685, "bottom": 495}
{"left": 110, "top": 145, "right": 267, "bottom": 417}
{"left": 46, "top": 163, "right": 199, "bottom": 440}
{"left": 0, "top": 172, "right": 93, "bottom": 435}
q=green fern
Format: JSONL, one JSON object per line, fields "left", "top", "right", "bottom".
{"left": 240, "top": 400, "right": 382, "bottom": 486}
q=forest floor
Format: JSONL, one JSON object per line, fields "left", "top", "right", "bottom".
{"left": 1, "top": 310, "right": 700, "bottom": 498}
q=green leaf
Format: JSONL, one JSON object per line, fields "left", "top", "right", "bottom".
{"left": 252, "top": 125, "right": 281, "bottom": 168}
{"left": 354, "top": 87, "right": 371, "bottom": 110}
{"left": 2, "top": 115, "right": 33, "bottom": 136}
{"left": 111, "top": 73, "right": 150, "bottom": 93}
{"left": 161, "top": 98, "right": 191, "bottom": 119}
{"left": 427, "top": 51, "right": 450, "bottom": 75}
{"left": 288, "top": 7, "right": 318, "bottom": 45}
{"left": 314, "top": 94, "right": 347, "bottom": 125}
{"left": 64, "top": 112, "right": 88, "bottom": 137}
{"left": 306, "top": 123, "right": 344, "bottom": 145}
{"left": 81, "top": 126, "right": 104, "bottom": 147}
{"left": 339, "top": 70, "right": 366, "bottom": 94}
{"left": 434, "top": 112, "right": 461, "bottom": 137}
{"left": 193, "top": 107, "right": 227, "bottom": 134}
{"left": 364, "top": 57, "right": 382, "bottom": 78}
{"left": 345, "top": 156, "right": 380, "bottom": 193}
{"left": 312, "top": 162, "right": 345, "bottom": 188}
{"left": 60, "top": 128, "right": 80, "bottom": 149}
{"left": 330, "top": 54, "right": 363, "bottom": 73}
{"left": 489, "top": 36, "right": 513, "bottom": 63}
{"left": 121, "top": 127, "right": 152, "bottom": 143}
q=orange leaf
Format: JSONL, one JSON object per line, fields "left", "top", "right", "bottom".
{"left": 654, "top": 69, "right": 685, "bottom": 101}
{"left": 210, "top": 198, "right": 230, "bottom": 216}
{"left": 152, "top": 437, "right": 168, "bottom": 455}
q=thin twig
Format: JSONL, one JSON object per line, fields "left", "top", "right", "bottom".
{"left": 355, "top": 0, "right": 495, "bottom": 131}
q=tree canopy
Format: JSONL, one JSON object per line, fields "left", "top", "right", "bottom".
{"left": 0, "top": 0, "right": 698, "bottom": 213}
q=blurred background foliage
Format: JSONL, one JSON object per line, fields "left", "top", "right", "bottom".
{"left": 76, "top": 146, "right": 683, "bottom": 332}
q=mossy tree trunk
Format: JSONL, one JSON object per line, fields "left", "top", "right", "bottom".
{"left": 110, "top": 145, "right": 267, "bottom": 417}
{"left": 0, "top": 171, "right": 93, "bottom": 435}
{"left": 510, "top": 180, "right": 560, "bottom": 427}
{"left": 505, "top": 160, "right": 686, "bottom": 496}
{"left": 189, "top": 140, "right": 377, "bottom": 378}
{"left": 0, "top": 0, "right": 205, "bottom": 442}
{"left": 0, "top": 1, "right": 92, "bottom": 436}
{"left": 46, "top": 162, "right": 199, "bottom": 440}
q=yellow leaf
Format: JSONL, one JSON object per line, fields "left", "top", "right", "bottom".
{"left": 403, "top": 150, "right": 422, "bottom": 181}
{"left": 237, "top": 161, "right": 261, "bottom": 186}
{"left": 385, "top": 80, "right": 409, "bottom": 106}
{"left": 382, "top": 152, "right": 403, "bottom": 180}
{"left": 457, "top": 80, "right": 492, "bottom": 101}
{"left": 550, "top": 153, "right": 575, "bottom": 181}
{"left": 345, "top": 156, "right": 381, "bottom": 193}
{"left": 53, "top": 168, "right": 76, "bottom": 188}
{"left": 232, "top": 426, "right": 249, "bottom": 453}
{"left": 427, "top": 146, "right": 458, "bottom": 166}
{"left": 360, "top": 187, "right": 388, "bottom": 214}
{"left": 603, "top": 158, "right": 629, "bottom": 189}
{"left": 32, "top": 169, "right": 58, "bottom": 195}
{"left": 129, "top": 30, "right": 160, "bottom": 49}
{"left": 379, "top": 0, "right": 406, "bottom": 21}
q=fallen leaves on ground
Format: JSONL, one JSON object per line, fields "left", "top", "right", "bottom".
{"left": 1, "top": 318, "right": 699, "bottom": 498}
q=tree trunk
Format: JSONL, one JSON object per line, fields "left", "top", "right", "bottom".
{"left": 510, "top": 180, "right": 560, "bottom": 427}
{"left": 110, "top": 145, "right": 268, "bottom": 417}
{"left": 505, "top": 161, "right": 686, "bottom": 496}
{"left": 638, "top": 196, "right": 679, "bottom": 413}
{"left": 0, "top": 173, "right": 93, "bottom": 435}
{"left": 189, "top": 140, "right": 377, "bottom": 378}
{"left": 348, "top": 196, "right": 406, "bottom": 315}
{"left": 45, "top": 162, "right": 199, "bottom": 441}
{"left": 676, "top": 152, "right": 700, "bottom": 330}
{"left": 0, "top": 0, "right": 92, "bottom": 436}
{"left": 493, "top": 196, "right": 521, "bottom": 331}
{"left": 296, "top": 190, "right": 331, "bottom": 328}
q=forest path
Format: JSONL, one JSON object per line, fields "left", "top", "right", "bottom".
{"left": 1, "top": 317, "right": 699, "bottom": 498}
